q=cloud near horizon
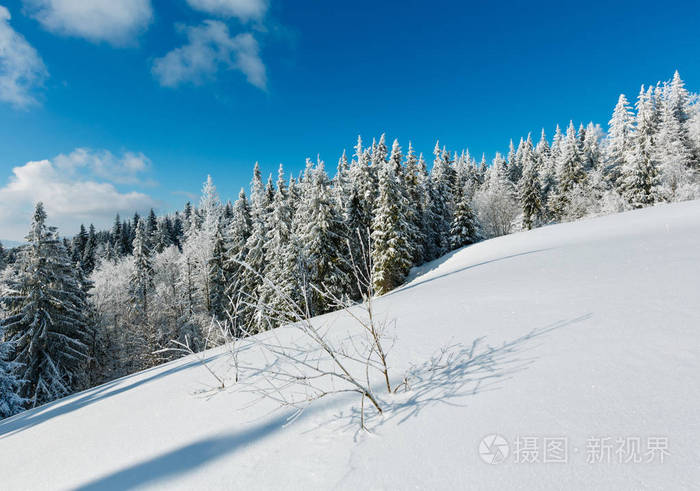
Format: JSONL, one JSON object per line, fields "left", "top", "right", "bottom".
{"left": 0, "top": 149, "right": 160, "bottom": 241}
{"left": 152, "top": 21, "right": 266, "bottom": 90}
{"left": 23, "top": 0, "right": 153, "bottom": 46}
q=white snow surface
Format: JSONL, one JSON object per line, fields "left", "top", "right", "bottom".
{"left": 2, "top": 200, "right": 700, "bottom": 490}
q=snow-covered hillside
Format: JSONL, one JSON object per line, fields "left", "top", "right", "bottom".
{"left": 2, "top": 201, "right": 700, "bottom": 490}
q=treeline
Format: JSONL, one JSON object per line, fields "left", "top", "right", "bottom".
{"left": 1, "top": 71, "right": 699, "bottom": 419}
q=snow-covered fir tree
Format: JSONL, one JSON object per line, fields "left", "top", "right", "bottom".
{"left": 605, "top": 94, "right": 635, "bottom": 187}
{"left": 551, "top": 122, "right": 587, "bottom": 219}
{"left": 208, "top": 225, "right": 228, "bottom": 320}
{"left": 450, "top": 190, "right": 481, "bottom": 249}
{"left": 130, "top": 218, "right": 154, "bottom": 318}
{"left": 1, "top": 203, "right": 91, "bottom": 407}
{"left": 429, "top": 142, "right": 456, "bottom": 256}
{"left": 518, "top": 134, "right": 544, "bottom": 230}
{"left": 371, "top": 149, "right": 414, "bottom": 295}
{"left": 258, "top": 164, "right": 298, "bottom": 324}
{"left": 294, "top": 160, "right": 348, "bottom": 314}
{"left": 621, "top": 85, "right": 664, "bottom": 208}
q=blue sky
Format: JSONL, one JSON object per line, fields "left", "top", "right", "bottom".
{"left": 0, "top": 0, "right": 698, "bottom": 240}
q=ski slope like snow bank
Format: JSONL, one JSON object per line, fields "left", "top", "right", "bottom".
{"left": 2, "top": 200, "right": 700, "bottom": 490}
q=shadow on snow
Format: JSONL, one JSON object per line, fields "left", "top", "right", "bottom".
{"left": 0, "top": 349, "right": 234, "bottom": 440}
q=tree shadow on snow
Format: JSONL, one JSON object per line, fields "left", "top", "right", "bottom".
{"left": 0, "top": 348, "right": 241, "bottom": 440}
{"left": 71, "top": 412, "right": 292, "bottom": 491}
{"left": 332, "top": 313, "right": 593, "bottom": 435}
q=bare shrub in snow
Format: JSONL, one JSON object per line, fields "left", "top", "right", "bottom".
{"left": 235, "top": 236, "right": 396, "bottom": 429}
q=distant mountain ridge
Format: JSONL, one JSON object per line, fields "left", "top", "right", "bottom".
{"left": 0, "top": 239, "right": 22, "bottom": 249}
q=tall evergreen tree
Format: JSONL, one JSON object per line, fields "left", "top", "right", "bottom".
{"left": 130, "top": 219, "right": 154, "bottom": 318}
{"left": 241, "top": 163, "right": 268, "bottom": 331}
{"left": 348, "top": 136, "right": 378, "bottom": 240}
{"left": 1, "top": 203, "right": 91, "bottom": 406}
{"left": 450, "top": 191, "right": 481, "bottom": 249}
{"left": 621, "top": 85, "right": 664, "bottom": 207}
{"left": 224, "top": 189, "right": 253, "bottom": 335}
{"left": 429, "top": 142, "right": 456, "bottom": 256}
{"left": 72, "top": 225, "right": 88, "bottom": 264}
{"left": 605, "top": 94, "right": 635, "bottom": 187}
{"left": 294, "top": 161, "right": 348, "bottom": 314}
{"left": 371, "top": 150, "right": 414, "bottom": 294}
{"left": 208, "top": 225, "right": 227, "bottom": 320}
{"left": 81, "top": 225, "right": 97, "bottom": 274}
{"left": 656, "top": 74, "right": 697, "bottom": 196}
{"left": 552, "top": 122, "right": 587, "bottom": 217}
{"left": 519, "top": 134, "right": 544, "bottom": 229}
{"left": 259, "top": 164, "right": 297, "bottom": 322}
{"left": 403, "top": 142, "right": 426, "bottom": 264}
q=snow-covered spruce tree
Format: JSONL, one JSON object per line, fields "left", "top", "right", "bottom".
{"left": 0, "top": 333, "right": 25, "bottom": 419}
{"left": 534, "top": 129, "right": 554, "bottom": 222}
{"left": 130, "top": 218, "right": 154, "bottom": 319}
{"left": 665, "top": 71, "right": 697, "bottom": 163}
{"left": 179, "top": 176, "right": 222, "bottom": 318}
{"left": 208, "top": 225, "right": 228, "bottom": 321}
{"left": 347, "top": 136, "right": 378, "bottom": 245}
{"left": 506, "top": 139, "right": 521, "bottom": 184}
{"left": 429, "top": 142, "right": 456, "bottom": 256}
{"left": 371, "top": 152, "right": 414, "bottom": 295}
{"left": 146, "top": 209, "right": 158, "bottom": 250}
{"left": 0, "top": 241, "right": 6, "bottom": 271}
{"left": 153, "top": 219, "right": 172, "bottom": 254}
{"left": 72, "top": 224, "right": 88, "bottom": 264}
{"left": 582, "top": 122, "right": 603, "bottom": 171}
{"left": 82, "top": 224, "right": 97, "bottom": 274}
{"left": 417, "top": 152, "right": 440, "bottom": 261}
{"left": 372, "top": 133, "right": 389, "bottom": 171}
{"left": 294, "top": 160, "right": 349, "bottom": 315}
{"left": 333, "top": 150, "right": 352, "bottom": 213}
{"left": 243, "top": 163, "right": 270, "bottom": 332}
{"left": 605, "top": 94, "right": 635, "bottom": 188}
{"left": 518, "top": 134, "right": 544, "bottom": 230}
{"left": 620, "top": 85, "right": 664, "bottom": 208}
{"left": 551, "top": 122, "right": 587, "bottom": 219}
{"left": 223, "top": 189, "right": 252, "bottom": 336}
{"left": 450, "top": 189, "right": 481, "bottom": 249}
{"left": 130, "top": 219, "right": 165, "bottom": 367}
{"left": 403, "top": 142, "right": 426, "bottom": 265}
{"left": 110, "top": 214, "right": 125, "bottom": 257}
{"left": 239, "top": 162, "right": 268, "bottom": 332}
{"left": 656, "top": 73, "right": 699, "bottom": 200}
{"left": 258, "top": 164, "right": 298, "bottom": 325}
{"left": 1, "top": 203, "right": 91, "bottom": 407}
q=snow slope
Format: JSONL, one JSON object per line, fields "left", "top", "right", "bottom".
{"left": 2, "top": 201, "right": 700, "bottom": 490}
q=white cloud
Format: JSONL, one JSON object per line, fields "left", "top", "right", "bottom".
{"left": 186, "top": 0, "right": 268, "bottom": 22}
{"left": 152, "top": 21, "right": 266, "bottom": 90}
{"left": 53, "top": 148, "right": 155, "bottom": 185}
{"left": 0, "top": 5, "right": 48, "bottom": 108}
{"left": 0, "top": 150, "right": 159, "bottom": 240}
{"left": 23, "top": 0, "right": 153, "bottom": 46}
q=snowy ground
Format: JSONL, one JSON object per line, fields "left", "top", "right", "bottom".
{"left": 2, "top": 200, "right": 700, "bottom": 490}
